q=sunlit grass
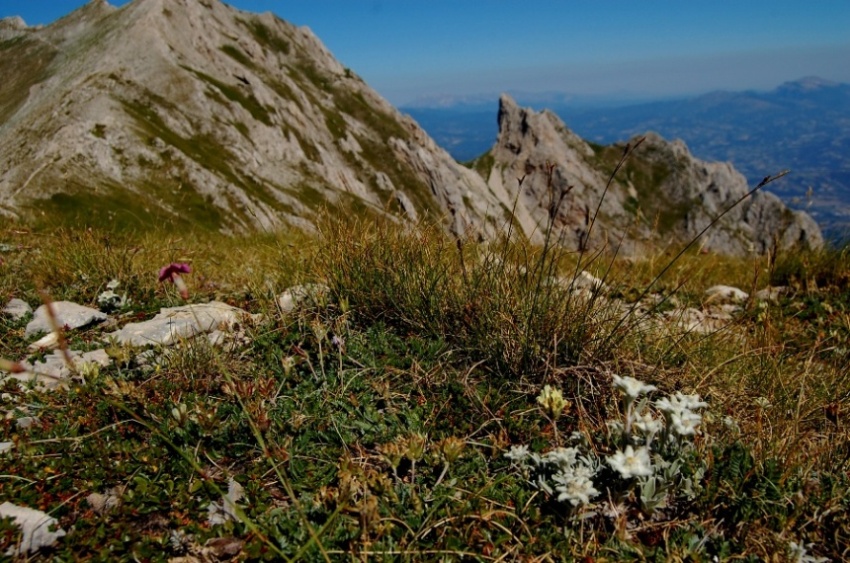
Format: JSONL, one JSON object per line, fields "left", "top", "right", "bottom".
{"left": 1, "top": 219, "right": 848, "bottom": 560}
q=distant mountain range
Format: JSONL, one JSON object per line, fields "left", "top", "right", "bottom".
{"left": 403, "top": 77, "right": 850, "bottom": 240}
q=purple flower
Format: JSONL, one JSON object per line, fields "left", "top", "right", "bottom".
{"left": 158, "top": 263, "right": 192, "bottom": 299}
{"left": 158, "top": 263, "right": 192, "bottom": 282}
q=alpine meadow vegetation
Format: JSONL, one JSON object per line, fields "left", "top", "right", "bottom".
{"left": 1, "top": 167, "right": 849, "bottom": 561}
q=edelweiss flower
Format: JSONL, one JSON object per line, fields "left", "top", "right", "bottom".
{"left": 612, "top": 374, "right": 656, "bottom": 399}
{"left": 542, "top": 447, "right": 579, "bottom": 470}
{"left": 656, "top": 391, "right": 707, "bottom": 437}
{"left": 607, "top": 445, "right": 653, "bottom": 478}
{"left": 552, "top": 471, "right": 600, "bottom": 506}
{"left": 633, "top": 411, "right": 663, "bottom": 436}
{"left": 674, "top": 392, "right": 707, "bottom": 410}
{"left": 670, "top": 409, "right": 703, "bottom": 436}
{"left": 656, "top": 392, "right": 707, "bottom": 413}
{"left": 504, "top": 445, "right": 531, "bottom": 463}
{"left": 633, "top": 411, "right": 664, "bottom": 444}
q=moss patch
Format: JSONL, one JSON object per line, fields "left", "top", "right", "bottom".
{"left": 465, "top": 150, "right": 495, "bottom": 179}
{"left": 0, "top": 36, "right": 58, "bottom": 125}
{"left": 21, "top": 179, "right": 224, "bottom": 233}
{"left": 184, "top": 66, "right": 272, "bottom": 126}
{"left": 239, "top": 17, "right": 291, "bottom": 55}
{"left": 219, "top": 44, "right": 254, "bottom": 68}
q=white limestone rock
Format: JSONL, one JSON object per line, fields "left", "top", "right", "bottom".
{"left": 107, "top": 301, "right": 259, "bottom": 347}
{"left": 278, "top": 283, "right": 330, "bottom": 314}
{"left": 5, "top": 349, "right": 113, "bottom": 390}
{"left": 28, "top": 332, "right": 60, "bottom": 351}
{"left": 3, "top": 298, "right": 32, "bottom": 321}
{"left": 663, "top": 307, "right": 732, "bottom": 335}
{"left": 25, "top": 302, "right": 107, "bottom": 336}
{"left": 0, "top": 502, "right": 66, "bottom": 555}
{"left": 571, "top": 271, "right": 609, "bottom": 293}
{"left": 704, "top": 285, "right": 749, "bottom": 305}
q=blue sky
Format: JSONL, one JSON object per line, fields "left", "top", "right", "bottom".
{"left": 3, "top": 1, "right": 850, "bottom": 106}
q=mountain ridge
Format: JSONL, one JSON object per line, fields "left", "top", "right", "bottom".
{"left": 0, "top": 0, "right": 822, "bottom": 255}
{"left": 0, "top": 0, "right": 509, "bottom": 236}
{"left": 470, "top": 95, "right": 821, "bottom": 255}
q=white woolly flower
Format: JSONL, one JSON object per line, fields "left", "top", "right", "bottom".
{"left": 656, "top": 392, "right": 707, "bottom": 438}
{"left": 788, "top": 541, "right": 829, "bottom": 563}
{"left": 569, "top": 460, "right": 597, "bottom": 480}
{"left": 612, "top": 374, "right": 657, "bottom": 399}
{"left": 673, "top": 392, "right": 707, "bottom": 411}
{"left": 543, "top": 447, "right": 580, "bottom": 470}
{"left": 607, "top": 445, "right": 653, "bottom": 478}
{"left": 670, "top": 409, "right": 703, "bottom": 436}
{"left": 633, "top": 411, "right": 664, "bottom": 437}
{"left": 656, "top": 392, "right": 707, "bottom": 413}
{"left": 552, "top": 471, "right": 600, "bottom": 506}
{"left": 504, "top": 445, "right": 531, "bottom": 463}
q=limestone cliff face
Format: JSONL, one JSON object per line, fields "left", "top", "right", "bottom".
{"left": 0, "top": 0, "right": 505, "bottom": 234}
{"left": 472, "top": 95, "right": 822, "bottom": 254}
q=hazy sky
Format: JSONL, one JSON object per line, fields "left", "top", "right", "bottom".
{"left": 3, "top": 1, "right": 850, "bottom": 105}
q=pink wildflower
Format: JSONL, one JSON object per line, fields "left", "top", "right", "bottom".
{"left": 158, "top": 263, "right": 191, "bottom": 299}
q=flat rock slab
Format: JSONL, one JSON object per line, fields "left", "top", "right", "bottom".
{"left": 25, "top": 302, "right": 107, "bottom": 336}
{"left": 704, "top": 285, "right": 749, "bottom": 305}
{"left": 4, "top": 349, "right": 112, "bottom": 390}
{"left": 278, "top": 283, "right": 330, "bottom": 314}
{"left": 754, "top": 286, "right": 788, "bottom": 304}
{"left": 3, "top": 298, "right": 32, "bottom": 321}
{"left": 108, "top": 301, "right": 256, "bottom": 347}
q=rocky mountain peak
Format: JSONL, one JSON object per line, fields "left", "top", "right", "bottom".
{"left": 477, "top": 95, "right": 822, "bottom": 255}
{"left": 0, "top": 0, "right": 509, "bottom": 235}
{"left": 0, "top": 16, "right": 27, "bottom": 30}
{"left": 0, "top": 15, "right": 31, "bottom": 41}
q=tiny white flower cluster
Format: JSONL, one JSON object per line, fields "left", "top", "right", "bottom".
{"left": 655, "top": 392, "right": 708, "bottom": 438}
{"left": 97, "top": 279, "right": 129, "bottom": 313}
{"left": 506, "top": 376, "right": 711, "bottom": 514}
{"left": 788, "top": 540, "right": 829, "bottom": 563}
{"left": 607, "top": 445, "right": 652, "bottom": 479}
{"left": 506, "top": 444, "right": 600, "bottom": 507}
{"left": 612, "top": 374, "right": 656, "bottom": 399}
